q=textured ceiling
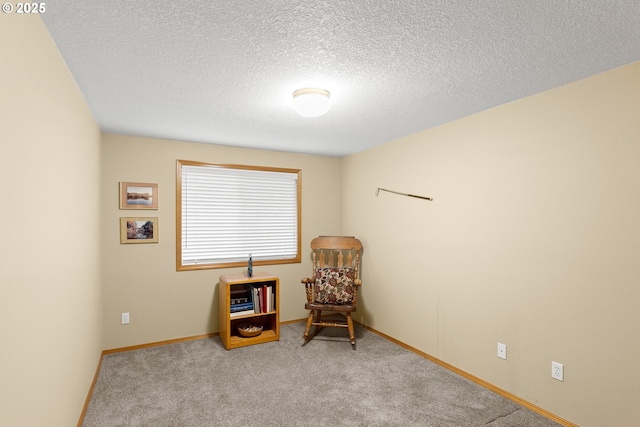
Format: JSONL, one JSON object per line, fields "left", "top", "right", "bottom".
{"left": 41, "top": 1, "right": 639, "bottom": 157}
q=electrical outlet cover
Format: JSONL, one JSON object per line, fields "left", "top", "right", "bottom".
{"left": 552, "top": 361, "right": 564, "bottom": 381}
{"left": 497, "top": 343, "right": 507, "bottom": 360}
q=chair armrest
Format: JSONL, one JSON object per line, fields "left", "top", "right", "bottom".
{"left": 354, "top": 279, "right": 362, "bottom": 286}
{"left": 302, "top": 277, "right": 315, "bottom": 303}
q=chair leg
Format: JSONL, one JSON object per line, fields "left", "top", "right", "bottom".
{"left": 303, "top": 311, "right": 315, "bottom": 343}
{"left": 302, "top": 310, "right": 323, "bottom": 346}
{"left": 314, "top": 310, "right": 323, "bottom": 334}
{"left": 346, "top": 313, "right": 356, "bottom": 350}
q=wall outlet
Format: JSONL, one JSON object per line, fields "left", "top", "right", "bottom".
{"left": 497, "top": 343, "right": 507, "bottom": 360}
{"left": 552, "top": 361, "right": 564, "bottom": 381}
{"left": 121, "top": 312, "right": 130, "bottom": 325}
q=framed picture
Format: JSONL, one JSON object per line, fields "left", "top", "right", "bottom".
{"left": 120, "top": 217, "right": 158, "bottom": 244}
{"left": 119, "top": 182, "right": 158, "bottom": 209}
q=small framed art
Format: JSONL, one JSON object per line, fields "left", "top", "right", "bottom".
{"left": 119, "top": 182, "right": 158, "bottom": 209}
{"left": 120, "top": 217, "right": 158, "bottom": 244}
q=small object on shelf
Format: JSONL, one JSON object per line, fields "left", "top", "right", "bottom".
{"left": 247, "top": 254, "right": 253, "bottom": 277}
{"left": 230, "top": 297, "right": 249, "bottom": 305}
{"left": 237, "top": 322, "right": 263, "bottom": 337}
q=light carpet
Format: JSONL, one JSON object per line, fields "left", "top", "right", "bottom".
{"left": 82, "top": 322, "right": 561, "bottom": 426}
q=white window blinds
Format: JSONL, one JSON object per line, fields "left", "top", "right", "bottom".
{"left": 178, "top": 161, "right": 300, "bottom": 269}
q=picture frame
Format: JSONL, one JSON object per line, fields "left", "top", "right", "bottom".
{"left": 119, "top": 182, "right": 158, "bottom": 209}
{"left": 120, "top": 217, "right": 159, "bottom": 244}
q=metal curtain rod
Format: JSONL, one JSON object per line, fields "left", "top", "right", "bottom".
{"left": 376, "top": 187, "right": 433, "bottom": 201}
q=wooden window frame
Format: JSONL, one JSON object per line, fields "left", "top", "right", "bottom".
{"left": 176, "top": 160, "right": 301, "bottom": 271}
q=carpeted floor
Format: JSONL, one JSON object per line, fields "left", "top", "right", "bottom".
{"left": 82, "top": 322, "right": 562, "bottom": 426}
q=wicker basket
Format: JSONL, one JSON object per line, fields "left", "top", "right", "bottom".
{"left": 237, "top": 322, "right": 263, "bottom": 337}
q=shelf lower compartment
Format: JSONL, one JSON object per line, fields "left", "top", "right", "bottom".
{"left": 228, "top": 328, "right": 277, "bottom": 348}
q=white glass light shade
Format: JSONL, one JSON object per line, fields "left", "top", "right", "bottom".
{"left": 292, "top": 88, "right": 331, "bottom": 117}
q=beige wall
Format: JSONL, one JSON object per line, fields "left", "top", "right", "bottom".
{"left": 101, "top": 134, "right": 341, "bottom": 349}
{"left": 0, "top": 15, "right": 102, "bottom": 427}
{"left": 341, "top": 62, "right": 640, "bottom": 427}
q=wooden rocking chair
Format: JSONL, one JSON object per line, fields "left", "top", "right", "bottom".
{"left": 301, "top": 236, "right": 363, "bottom": 349}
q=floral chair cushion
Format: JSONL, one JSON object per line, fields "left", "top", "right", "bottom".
{"left": 314, "top": 267, "right": 355, "bottom": 304}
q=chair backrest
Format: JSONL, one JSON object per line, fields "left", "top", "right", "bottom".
{"left": 310, "top": 236, "right": 363, "bottom": 279}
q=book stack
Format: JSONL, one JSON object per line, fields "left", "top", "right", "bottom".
{"left": 230, "top": 286, "right": 254, "bottom": 317}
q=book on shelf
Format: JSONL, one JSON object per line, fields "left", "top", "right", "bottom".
{"left": 230, "top": 302, "right": 254, "bottom": 313}
{"left": 230, "top": 309, "right": 255, "bottom": 318}
{"left": 266, "top": 285, "right": 271, "bottom": 313}
{"left": 253, "top": 286, "right": 260, "bottom": 313}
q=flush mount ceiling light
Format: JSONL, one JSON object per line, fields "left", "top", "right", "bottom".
{"left": 292, "top": 88, "right": 331, "bottom": 117}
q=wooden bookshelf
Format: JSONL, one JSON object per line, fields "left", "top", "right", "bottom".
{"left": 219, "top": 272, "right": 280, "bottom": 350}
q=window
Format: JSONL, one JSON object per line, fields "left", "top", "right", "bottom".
{"left": 177, "top": 160, "right": 301, "bottom": 271}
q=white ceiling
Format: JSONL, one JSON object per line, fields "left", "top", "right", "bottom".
{"left": 41, "top": 1, "right": 639, "bottom": 157}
